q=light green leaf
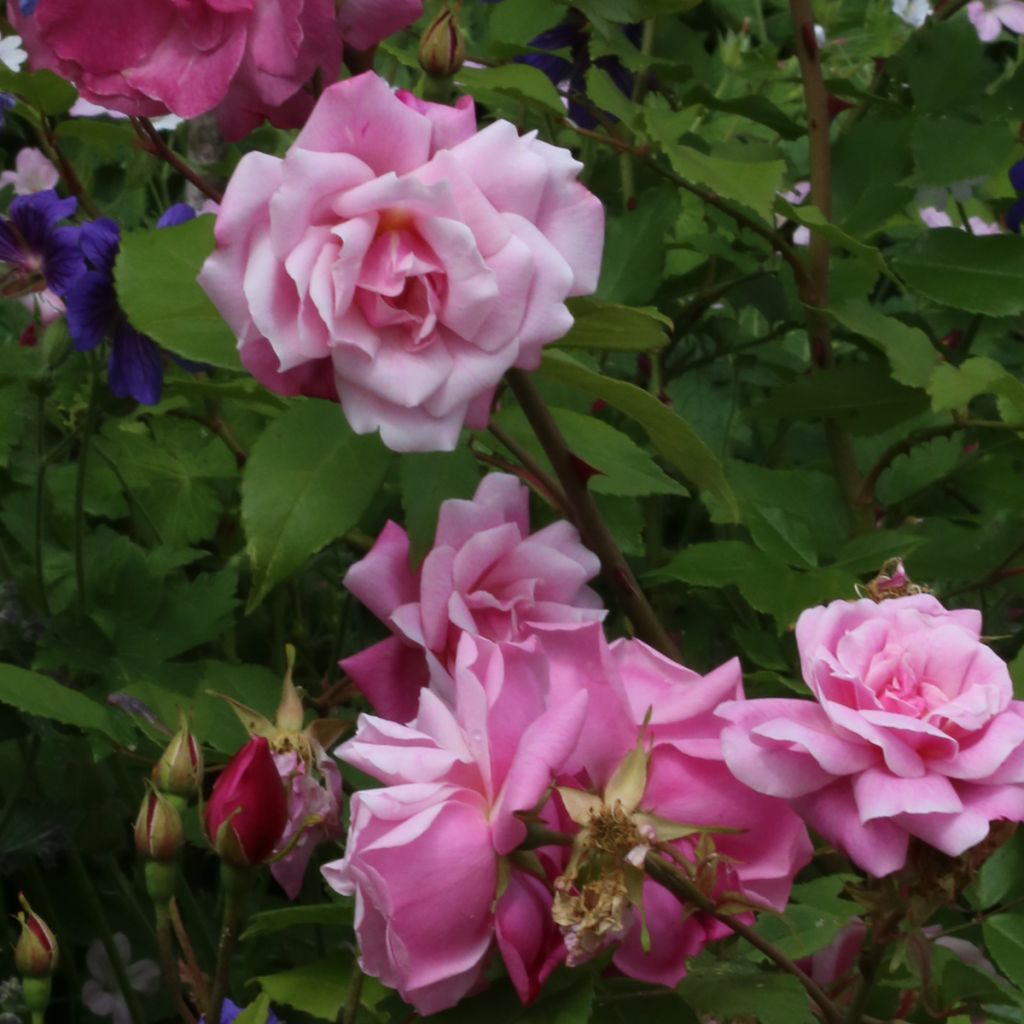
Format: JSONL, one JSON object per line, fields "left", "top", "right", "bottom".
{"left": 983, "top": 915, "right": 1024, "bottom": 992}
{"left": 891, "top": 230, "right": 1024, "bottom": 317}
{"left": 0, "top": 67, "right": 76, "bottom": 115}
{"left": 585, "top": 66, "right": 640, "bottom": 124}
{"left": 256, "top": 952, "right": 352, "bottom": 1021}
{"left": 0, "top": 663, "right": 121, "bottom": 741}
{"left": 241, "top": 401, "right": 393, "bottom": 610}
{"left": 539, "top": 351, "right": 737, "bottom": 518}
{"left": 929, "top": 357, "right": 1024, "bottom": 420}
{"left": 234, "top": 994, "right": 273, "bottom": 1024}
{"left": 829, "top": 299, "right": 939, "bottom": 389}
{"left": 243, "top": 903, "right": 353, "bottom": 940}
{"left": 597, "top": 189, "right": 679, "bottom": 306}
{"left": 115, "top": 216, "right": 241, "bottom": 370}
{"left": 677, "top": 965, "right": 814, "bottom": 1024}
{"left": 977, "top": 831, "right": 1024, "bottom": 909}
{"left": 560, "top": 298, "right": 671, "bottom": 352}
{"left": 455, "top": 64, "right": 566, "bottom": 117}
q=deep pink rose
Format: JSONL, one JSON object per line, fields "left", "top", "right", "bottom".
{"left": 198, "top": 72, "right": 604, "bottom": 452}
{"left": 270, "top": 745, "right": 343, "bottom": 900}
{"left": 9, "top": 0, "right": 346, "bottom": 140}
{"left": 719, "top": 595, "right": 1024, "bottom": 877}
{"left": 341, "top": 472, "right": 604, "bottom": 721}
{"left": 542, "top": 627, "right": 812, "bottom": 986}
{"left": 322, "top": 637, "right": 587, "bottom": 1013}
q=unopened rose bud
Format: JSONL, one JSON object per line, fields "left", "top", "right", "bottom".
{"left": 134, "top": 788, "right": 184, "bottom": 862}
{"left": 14, "top": 895, "right": 57, "bottom": 978}
{"left": 419, "top": 8, "right": 465, "bottom": 79}
{"left": 152, "top": 711, "right": 203, "bottom": 801}
{"left": 205, "top": 737, "right": 288, "bottom": 866}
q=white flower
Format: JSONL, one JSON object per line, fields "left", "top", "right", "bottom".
{"left": 892, "top": 0, "right": 933, "bottom": 27}
{"left": 0, "top": 34, "right": 27, "bottom": 73}
{"left": 0, "top": 148, "right": 59, "bottom": 195}
{"left": 918, "top": 206, "right": 1001, "bottom": 234}
{"left": 69, "top": 96, "right": 183, "bottom": 132}
{"left": 81, "top": 934, "right": 159, "bottom": 1024}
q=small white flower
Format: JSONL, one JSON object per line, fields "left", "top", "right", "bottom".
{"left": 892, "top": 0, "right": 933, "bottom": 27}
{"left": 0, "top": 148, "right": 59, "bottom": 195}
{"left": 81, "top": 934, "right": 159, "bottom": 1024}
{"left": 69, "top": 96, "right": 183, "bottom": 132}
{"left": 0, "top": 34, "right": 27, "bottom": 73}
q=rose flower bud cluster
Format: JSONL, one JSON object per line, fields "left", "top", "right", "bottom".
{"left": 9, "top": 0, "right": 424, "bottom": 139}
{"left": 199, "top": 72, "right": 604, "bottom": 452}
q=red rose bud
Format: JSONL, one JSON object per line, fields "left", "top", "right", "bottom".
{"left": 152, "top": 712, "right": 203, "bottom": 800}
{"left": 14, "top": 895, "right": 58, "bottom": 978}
{"left": 204, "top": 736, "right": 288, "bottom": 866}
{"left": 135, "top": 788, "right": 185, "bottom": 862}
{"left": 419, "top": 7, "right": 465, "bottom": 79}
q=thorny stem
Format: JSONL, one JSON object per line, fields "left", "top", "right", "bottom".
{"left": 788, "top": 0, "right": 870, "bottom": 535}
{"left": 486, "top": 422, "right": 570, "bottom": 514}
{"left": 506, "top": 369, "right": 680, "bottom": 660}
{"left": 34, "top": 116, "right": 101, "bottom": 219}
{"left": 171, "top": 898, "right": 210, "bottom": 1013}
{"left": 130, "top": 118, "right": 224, "bottom": 204}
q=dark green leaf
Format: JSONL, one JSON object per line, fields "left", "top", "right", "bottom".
{"left": 243, "top": 903, "right": 354, "bottom": 939}
{"left": 400, "top": 446, "right": 481, "bottom": 561}
{"left": 559, "top": 298, "right": 671, "bottom": 352}
{"left": 0, "top": 663, "right": 121, "bottom": 741}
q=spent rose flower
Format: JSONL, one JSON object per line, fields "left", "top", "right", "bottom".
{"left": 341, "top": 472, "right": 603, "bottom": 721}
{"left": 198, "top": 72, "right": 604, "bottom": 452}
{"left": 539, "top": 626, "right": 812, "bottom": 985}
{"left": 718, "top": 594, "right": 1024, "bottom": 877}
{"left": 323, "top": 635, "right": 589, "bottom": 1013}
{"left": 0, "top": 148, "right": 58, "bottom": 196}
{"left": 967, "top": 0, "right": 1024, "bottom": 39}
{"left": 205, "top": 736, "right": 289, "bottom": 865}
{"left": 8, "top": 0, "right": 357, "bottom": 140}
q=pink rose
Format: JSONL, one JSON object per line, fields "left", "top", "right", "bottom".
{"left": 719, "top": 594, "right": 1024, "bottom": 877}
{"left": 322, "top": 636, "right": 588, "bottom": 1013}
{"left": 543, "top": 627, "right": 812, "bottom": 986}
{"left": 198, "top": 72, "right": 604, "bottom": 452}
{"left": 270, "top": 745, "right": 344, "bottom": 900}
{"left": 340, "top": 472, "right": 604, "bottom": 721}
{"left": 9, "top": 0, "right": 346, "bottom": 140}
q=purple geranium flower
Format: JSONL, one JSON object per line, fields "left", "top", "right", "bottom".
{"left": 0, "top": 93, "right": 15, "bottom": 128}
{"left": 1007, "top": 160, "right": 1024, "bottom": 233}
{"left": 517, "top": 10, "right": 640, "bottom": 128}
{"left": 215, "top": 999, "right": 281, "bottom": 1023}
{"left": 0, "top": 189, "right": 82, "bottom": 301}
{"left": 64, "top": 204, "right": 197, "bottom": 405}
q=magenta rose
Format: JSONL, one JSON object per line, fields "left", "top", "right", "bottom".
{"left": 340, "top": 472, "right": 604, "bottom": 721}
{"left": 198, "top": 72, "right": 604, "bottom": 452}
{"left": 719, "top": 594, "right": 1024, "bottom": 877}
{"left": 541, "top": 626, "right": 812, "bottom": 985}
{"left": 322, "top": 636, "right": 588, "bottom": 1013}
{"left": 9, "top": 0, "right": 388, "bottom": 140}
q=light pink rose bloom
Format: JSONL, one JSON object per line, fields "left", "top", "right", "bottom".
{"left": 198, "top": 72, "right": 604, "bottom": 452}
{"left": 341, "top": 472, "right": 604, "bottom": 721}
{"left": 270, "top": 745, "right": 343, "bottom": 899}
{"left": 8, "top": 0, "right": 345, "bottom": 140}
{"left": 322, "top": 636, "right": 588, "bottom": 1013}
{"left": 0, "top": 148, "right": 58, "bottom": 195}
{"left": 719, "top": 595, "right": 1024, "bottom": 877}
{"left": 542, "top": 627, "right": 812, "bottom": 986}
{"left": 968, "top": 0, "right": 1024, "bottom": 40}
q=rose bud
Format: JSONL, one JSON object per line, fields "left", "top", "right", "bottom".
{"left": 205, "top": 737, "right": 288, "bottom": 866}
{"left": 15, "top": 894, "right": 58, "bottom": 978}
{"left": 418, "top": 7, "right": 465, "bottom": 78}
{"left": 135, "top": 788, "right": 185, "bottom": 862}
{"left": 152, "top": 711, "right": 203, "bottom": 802}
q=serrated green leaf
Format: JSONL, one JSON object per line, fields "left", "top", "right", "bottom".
{"left": 0, "top": 663, "right": 120, "bottom": 741}
{"left": 929, "top": 357, "right": 1024, "bottom": 420}
{"left": 241, "top": 401, "right": 392, "bottom": 610}
{"left": 539, "top": 351, "right": 737, "bottom": 518}
{"left": 597, "top": 189, "right": 678, "bottom": 306}
{"left": 455, "top": 64, "right": 566, "bottom": 117}
{"left": 115, "top": 216, "right": 241, "bottom": 370}
{"left": 243, "top": 902, "right": 354, "bottom": 940}
{"left": 559, "top": 298, "right": 671, "bottom": 351}
{"left": 256, "top": 952, "right": 352, "bottom": 1021}
{"left": 891, "top": 230, "right": 1024, "bottom": 317}
{"left": 677, "top": 965, "right": 814, "bottom": 1024}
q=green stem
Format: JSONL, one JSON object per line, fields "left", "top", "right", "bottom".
{"left": 207, "top": 864, "right": 253, "bottom": 1024}
{"left": 68, "top": 849, "right": 147, "bottom": 1024}
{"left": 156, "top": 904, "right": 195, "bottom": 1024}
{"left": 506, "top": 370, "right": 679, "bottom": 660}
{"left": 341, "top": 966, "right": 364, "bottom": 1024}
{"left": 73, "top": 365, "right": 101, "bottom": 617}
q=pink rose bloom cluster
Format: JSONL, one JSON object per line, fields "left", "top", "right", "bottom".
{"left": 199, "top": 73, "right": 604, "bottom": 452}
{"left": 8, "top": 0, "right": 422, "bottom": 140}
{"left": 270, "top": 744, "right": 343, "bottom": 900}
{"left": 323, "top": 622, "right": 811, "bottom": 1012}
{"left": 719, "top": 594, "right": 1024, "bottom": 877}
{"left": 340, "top": 472, "right": 604, "bottom": 721}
